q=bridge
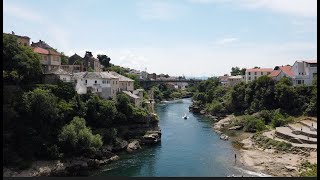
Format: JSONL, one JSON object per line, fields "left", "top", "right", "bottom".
{"left": 139, "top": 79, "right": 203, "bottom": 89}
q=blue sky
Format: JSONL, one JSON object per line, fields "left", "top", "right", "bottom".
{"left": 4, "top": 0, "right": 317, "bottom": 77}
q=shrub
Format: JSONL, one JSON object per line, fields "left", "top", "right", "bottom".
{"left": 58, "top": 117, "right": 103, "bottom": 155}
{"left": 242, "top": 115, "right": 266, "bottom": 132}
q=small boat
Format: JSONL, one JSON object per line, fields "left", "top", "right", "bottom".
{"left": 182, "top": 114, "right": 188, "bottom": 119}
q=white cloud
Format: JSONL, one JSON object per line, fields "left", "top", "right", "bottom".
{"left": 189, "top": 0, "right": 317, "bottom": 17}
{"left": 66, "top": 41, "right": 316, "bottom": 77}
{"left": 4, "top": 1, "right": 70, "bottom": 52}
{"left": 215, "top": 37, "right": 238, "bottom": 45}
{"left": 137, "top": 0, "right": 187, "bottom": 20}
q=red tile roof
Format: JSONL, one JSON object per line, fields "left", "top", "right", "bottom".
{"left": 268, "top": 70, "right": 281, "bottom": 77}
{"left": 33, "top": 47, "right": 61, "bottom": 56}
{"left": 33, "top": 47, "right": 49, "bottom": 55}
{"left": 279, "top": 66, "right": 294, "bottom": 77}
{"left": 246, "top": 68, "right": 273, "bottom": 72}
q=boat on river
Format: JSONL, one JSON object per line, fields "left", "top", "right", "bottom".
{"left": 182, "top": 114, "right": 188, "bottom": 119}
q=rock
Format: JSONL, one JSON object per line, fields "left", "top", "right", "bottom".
{"left": 215, "top": 130, "right": 222, "bottom": 135}
{"left": 228, "top": 125, "right": 243, "bottom": 130}
{"left": 285, "top": 166, "right": 297, "bottom": 171}
{"left": 112, "top": 138, "right": 128, "bottom": 151}
{"left": 220, "top": 134, "right": 229, "bottom": 141}
{"left": 200, "top": 110, "right": 206, "bottom": 115}
{"left": 127, "top": 140, "right": 141, "bottom": 152}
{"left": 141, "top": 132, "right": 161, "bottom": 145}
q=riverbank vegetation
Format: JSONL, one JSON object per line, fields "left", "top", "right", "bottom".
{"left": 3, "top": 34, "right": 157, "bottom": 171}
{"left": 191, "top": 71, "right": 317, "bottom": 133}
{"left": 151, "top": 84, "right": 192, "bottom": 102}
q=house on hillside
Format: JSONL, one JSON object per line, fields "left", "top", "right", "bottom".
{"left": 123, "top": 89, "right": 144, "bottom": 107}
{"left": 291, "top": 60, "right": 317, "bottom": 86}
{"left": 227, "top": 75, "right": 245, "bottom": 87}
{"left": 4, "top": 31, "right": 30, "bottom": 46}
{"left": 83, "top": 51, "right": 101, "bottom": 72}
{"left": 109, "top": 71, "right": 135, "bottom": 91}
{"left": 43, "top": 68, "right": 72, "bottom": 84}
{"left": 218, "top": 74, "right": 229, "bottom": 87}
{"left": 32, "top": 46, "right": 62, "bottom": 73}
{"left": 72, "top": 72, "right": 119, "bottom": 99}
{"left": 245, "top": 68, "right": 273, "bottom": 83}
{"left": 268, "top": 65, "right": 294, "bottom": 82}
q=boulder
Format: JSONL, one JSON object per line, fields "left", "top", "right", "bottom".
{"left": 200, "top": 110, "right": 206, "bottom": 115}
{"left": 228, "top": 126, "right": 243, "bottom": 130}
{"left": 127, "top": 140, "right": 142, "bottom": 152}
{"left": 112, "top": 138, "right": 128, "bottom": 151}
{"left": 220, "top": 134, "right": 229, "bottom": 141}
{"left": 141, "top": 132, "right": 161, "bottom": 145}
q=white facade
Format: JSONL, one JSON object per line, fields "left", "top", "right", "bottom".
{"left": 291, "top": 61, "right": 317, "bottom": 86}
{"left": 245, "top": 68, "right": 273, "bottom": 83}
{"left": 73, "top": 72, "right": 120, "bottom": 99}
{"left": 227, "top": 75, "right": 245, "bottom": 87}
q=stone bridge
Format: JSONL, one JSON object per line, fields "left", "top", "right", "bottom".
{"left": 139, "top": 79, "right": 203, "bottom": 89}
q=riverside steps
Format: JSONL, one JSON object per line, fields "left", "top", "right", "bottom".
{"left": 263, "top": 118, "right": 317, "bottom": 149}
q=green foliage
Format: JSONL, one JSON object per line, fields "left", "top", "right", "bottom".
{"left": 86, "top": 95, "right": 117, "bottom": 128}
{"left": 206, "top": 100, "right": 226, "bottom": 115}
{"left": 97, "top": 54, "right": 111, "bottom": 68}
{"left": 299, "top": 162, "right": 317, "bottom": 177}
{"left": 58, "top": 117, "right": 103, "bottom": 155}
{"left": 60, "top": 52, "right": 68, "bottom": 65}
{"left": 241, "top": 115, "right": 266, "bottom": 132}
{"left": 171, "top": 92, "right": 182, "bottom": 99}
{"left": 3, "top": 34, "right": 42, "bottom": 85}
{"left": 231, "top": 67, "right": 246, "bottom": 76}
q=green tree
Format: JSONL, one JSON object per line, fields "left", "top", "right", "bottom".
{"left": 60, "top": 52, "right": 68, "bottom": 65}
{"left": 58, "top": 117, "right": 103, "bottom": 155}
{"left": 125, "top": 73, "right": 141, "bottom": 89}
{"left": 97, "top": 54, "right": 111, "bottom": 68}
{"left": 3, "top": 34, "right": 42, "bottom": 85}
{"left": 86, "top": 95, "right": 117, "bottom": 127}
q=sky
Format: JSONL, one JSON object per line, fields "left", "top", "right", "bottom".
{"left": 3, "top": 0, "right": 317, "bottom": 77}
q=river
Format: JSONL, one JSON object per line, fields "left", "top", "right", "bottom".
{"left": 92, "top": 98, "right": 261, "bottom": 177}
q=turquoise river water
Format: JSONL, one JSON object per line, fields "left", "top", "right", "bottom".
{"left": 93, "top": 98, "right": 267, "bottom": 177}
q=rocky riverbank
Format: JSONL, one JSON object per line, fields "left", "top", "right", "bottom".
{"left": 209, "top": 114, "right": 317, "bottom": 177}
{"left": 3, "top": 114, "right": 162, "bottom": 177}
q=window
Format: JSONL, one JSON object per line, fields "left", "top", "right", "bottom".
{"left": 254, "top": 72, "right": 257, "bottom": 75}
{"left": 102, "top": 80, "right": 106, "bottom": 84}
{"left": 75, "top": 80, "right": 77, "bottom": 83}
{"left": 261, "top": 72, "right": 263, "bottom": 75}
{"left": 97, "top": 89, "right": 98, "bottom": 92}
{"left": 107, "top": 80, "right": 110, "bottom": 84}
{"left": 248, "top": 72, "right": 251, "bottom": 75}
{"left": 298, "top": 80, "right": 301, "bottom": 84}
{"left": 255, "top": 77, "right": 257, "bottom": 80}
{"left": 85, "top": 80, "right": 87, "bottom": 84}
{"left": 310, "top": 64, "right": 317, "bottom": 67}
{"left": 248, "top": 77, "right": 251, "bottom": 80}
{"left": 302, "top": 80, "right": 304, "bottom": 84}
{"left": 95, "top": 80, "right": 97, "bottom": 84}
{"left": 299, "top": 73, "right": 301, "bottom": 75}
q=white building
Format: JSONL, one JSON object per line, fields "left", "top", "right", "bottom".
{"left": 72, "top": 72, "right": 120, "bottom": 99}
{"left": 109, "top": 71, "right": 135, "bottom": 91}
{"left": 227, "top": 75, "right": 245, "bottom": 87}
{"left": 291, "top": 60, "right": 317, "bottom": 86}
{"left": 245, "top": 68, "right": 273, "bottom": 83}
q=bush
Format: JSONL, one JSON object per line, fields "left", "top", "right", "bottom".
{"left": 58, "top": 117, "right": 103, "bottom": 155}
{"left": 206, "top": 100, "right": 226, "bottom": 115}
{"left": 300, "top": 162, "right": 317, "bottom": 177}
{"left": 271, "top": 109, "right": 290, "bottom": 127}
{"left": 242, "top": 115, "right": 266, "bottom": 132}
